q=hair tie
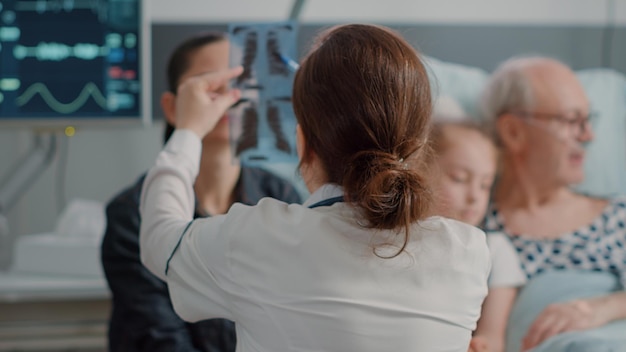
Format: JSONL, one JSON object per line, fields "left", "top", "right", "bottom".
{"left": 398, "top": 157, "right": 408, "bottom": 170}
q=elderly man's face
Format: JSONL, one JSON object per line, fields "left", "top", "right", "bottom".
{"left": 521, "top": 65, "right": 593, "bottom": 187}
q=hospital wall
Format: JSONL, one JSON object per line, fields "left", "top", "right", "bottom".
{"left": 0, "top": 0, "right": 624, "bottom": 241}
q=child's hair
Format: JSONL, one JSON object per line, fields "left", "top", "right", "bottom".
{"left": 430, "top": 120, "right": 496, "bottom": 156}
{"left": 429, "top": 95, "right": 496, "bottom": 155}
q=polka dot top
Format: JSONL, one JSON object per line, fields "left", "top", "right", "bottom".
{"left": 482, "top": 196, "right": 626, "bottom": 288}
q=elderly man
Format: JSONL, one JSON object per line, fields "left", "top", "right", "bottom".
{"left": 479, "top": 56, "right": 626, "bottom": 352}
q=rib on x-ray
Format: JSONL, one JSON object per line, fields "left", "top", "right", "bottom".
{"left": 228, "top": 21, "right": 298, "bottom": 165}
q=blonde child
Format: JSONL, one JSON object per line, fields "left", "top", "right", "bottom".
{"left": 429, "top": 103, "right": 526, "bottom": 352}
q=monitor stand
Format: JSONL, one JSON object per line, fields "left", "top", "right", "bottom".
{"left": 0, "top": 131, "right": 57, "bottom": 270}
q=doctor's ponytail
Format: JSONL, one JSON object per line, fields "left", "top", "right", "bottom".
{"left": 293, "top": 24, "right": 434, "bottom": 256}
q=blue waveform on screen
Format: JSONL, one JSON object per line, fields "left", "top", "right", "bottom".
{"left": 16, "top": 82, "right": 108, "bottom": 113}
{"left": 13, "top": 42, "right": 107, "bottom": 61}
{"left": 15, "top": 0, "right": 108, "bottom": 21}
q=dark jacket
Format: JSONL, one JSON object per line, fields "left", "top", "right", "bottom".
{"left": 101, "top": 167, "right": 302, "bottom": 352}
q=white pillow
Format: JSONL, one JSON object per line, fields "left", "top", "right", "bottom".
{"left": 574, "top": 69, "right": 626, "bottom": 197}
{"left": 424, "top": 56, "right": 488, "bottom": 119}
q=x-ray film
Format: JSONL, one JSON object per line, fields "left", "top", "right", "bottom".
{"left": 228, "top": 21, "right": 298, "bottom": 165}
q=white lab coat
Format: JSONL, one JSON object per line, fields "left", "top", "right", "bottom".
{"left": 140, "top": 130, "right": 491, "bottom": 352}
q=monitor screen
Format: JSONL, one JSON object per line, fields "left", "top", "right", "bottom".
{"left": 0, "top": 0, "right": 150, "bottom": 127}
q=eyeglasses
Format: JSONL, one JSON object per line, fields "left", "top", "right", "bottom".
{"left": 510, "top": 111, "right": 597, "bottom": 137}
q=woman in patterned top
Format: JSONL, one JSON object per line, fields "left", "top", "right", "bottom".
{"left": 480, "top": 56, "right": 626, "bottom": 351}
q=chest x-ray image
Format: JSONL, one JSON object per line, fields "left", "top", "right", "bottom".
{"left": 228, "top": 21, "right": 298, "bottom": 165}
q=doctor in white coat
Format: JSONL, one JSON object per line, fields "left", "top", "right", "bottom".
{"left": 139, "top": 23, "right": 490, "bottom": 352}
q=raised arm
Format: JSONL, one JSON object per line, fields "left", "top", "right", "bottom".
{"left": 139, "top": 67, "right": 242, "bottom": 279}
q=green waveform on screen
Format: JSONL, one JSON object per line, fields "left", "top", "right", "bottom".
{"left": 16, "top": 82, "right": 107, "bottom": 114}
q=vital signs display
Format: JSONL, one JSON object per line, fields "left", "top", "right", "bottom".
{"left": 0, "top": 0, "right": 150, "bottom": 126}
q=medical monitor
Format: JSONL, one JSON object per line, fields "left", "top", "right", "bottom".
{"left": 0, "top": 0, "right": 150, "bottom": 127}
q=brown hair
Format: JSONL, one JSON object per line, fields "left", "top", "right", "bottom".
{"left": 293, "top": 24, "right": 433, "bottom": 256}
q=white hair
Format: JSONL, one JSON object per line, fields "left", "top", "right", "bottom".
{"left": 479, "top": 56, "right": 556, "bottom": 125}
{"left": 480, "top": 55, "right": 574, "bottom": 147}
